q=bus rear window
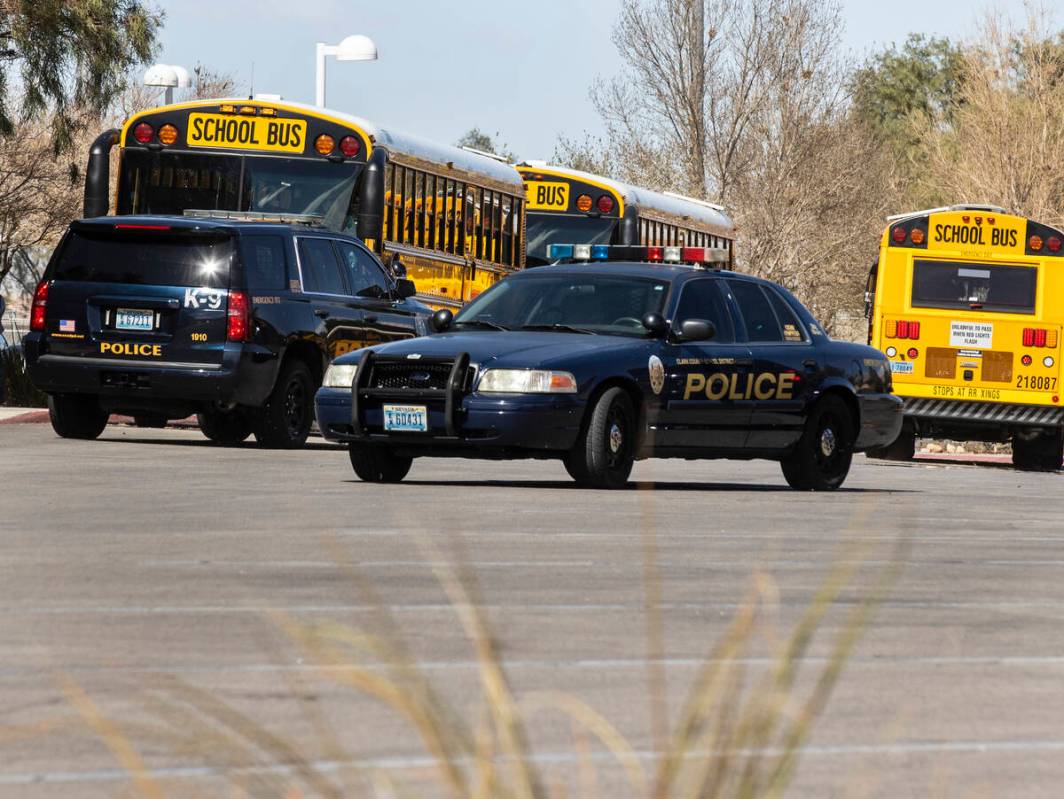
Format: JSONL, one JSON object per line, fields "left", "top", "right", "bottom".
{"left": 911, "top": 260, "right": 1036, "bottom": 314}
{"left": 54, "top": 231, "right": 233, "bottom": 288}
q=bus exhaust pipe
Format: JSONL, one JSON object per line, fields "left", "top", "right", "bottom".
{"left": 83, "top": 128, "right": 119, "bottom": 218}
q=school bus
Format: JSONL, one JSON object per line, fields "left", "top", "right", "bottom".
{"left": 515, "top": 162, "right": 736, "bottom": 266}
{"left": 866, "top": 204, "right": 1064, "bottom": 470}
{"left": 83, "top": 98, "right": 526, "bottom": 308}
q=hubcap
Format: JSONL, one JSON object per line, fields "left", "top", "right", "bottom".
{"left": 609, "top": 423, "right": 623, "bottom": 453}
{"left": 820, "top": 426, "right": 837, "bottom": 458}
{"left": 284, "top": 379, "right": 305, "bottom": 435}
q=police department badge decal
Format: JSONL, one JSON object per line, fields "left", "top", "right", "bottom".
{"left": 648, "top": 355, "right": 665, "bottom": 395}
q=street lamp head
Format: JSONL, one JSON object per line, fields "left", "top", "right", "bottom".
{"left": 170, "top": 65, "right": 192, "bottom": 88}
{"left": 143, "top": 63, "right": 179, "bottom": 88}
{"left": 335, "top": 34, "right": 378, "bottom": 61}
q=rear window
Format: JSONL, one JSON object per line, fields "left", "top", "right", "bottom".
{"left": 240, "top": 236, "right": 290, "bottom": 292}
{"left": 54, "top": 231, "right": 233, "bottom": 288}
{"left": 912, "top": 260, "right": 1036, "bottom": 314}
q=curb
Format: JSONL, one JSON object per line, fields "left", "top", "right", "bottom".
{"left": 0, "top": 410, "right": 199, "bottom": 429}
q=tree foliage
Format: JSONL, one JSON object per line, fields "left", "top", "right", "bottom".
{"left": 455, "top": 127, "right": 515, "bottom": 162}
{"left": 0, "top": 0, "right": 160, "bottom": 151}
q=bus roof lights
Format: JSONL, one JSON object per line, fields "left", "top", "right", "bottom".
{"left": 133, "top": 123, "right": 154, "bottom": 144}
{"left": 597, "top": 195, "right": 615, "bottom": 214}
{"left": 910, "top": 228, "right": 925, "bottom": 245}
{"left": 1049, "top": 236, "right": 1062, "bottom": 253}
{"left": 158, "top": 124, "right": 179, "bottom": 145}
{"left": 314, "top": 134, "right": 335, "bottom": 155}
{"left": 576, "top": 194, "right": 593, "bottom": 213}
{"left": 339, "top": 135, "right": 361, "bottom": 157}
{"left": 891, "top": 226, "right": 907, "bottom": 244}
{"left": 1030, "top": 235, "right": 1044, "bottom": 251}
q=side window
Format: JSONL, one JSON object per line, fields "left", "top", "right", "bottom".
{"left": 297, "top": 238, "right": 347, "bottom": 295}
{"left": 764, "top": 287, "right": 807, "bottom": 342}
{"left": 672, "top": 279, "right": 735, "bottom": 343}
{"left": 728, "top": 280, "right": 783, "bottom": 343}
{"left": 335, "top": 241, "right": 391, "bottom": 298}
{"left": 240, "top": 236, "right": 289, "bottom": 292}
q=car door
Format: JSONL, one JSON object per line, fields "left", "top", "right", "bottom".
{"left": 333, "top": 240, "right": 418, "bottom": 348}
{"left": 727, "top": 279, "right": 817, "bottom": 450}
{"left": 653, "top": 277, "right": 754, "bottom": 450}
{"left": 295, "top": 236, "right": 364, "bottom": 361}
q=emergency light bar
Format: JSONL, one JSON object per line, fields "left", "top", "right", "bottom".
{"left": 182, "top": 209, "right": 325, "bottom": 226}
{"left": 547, "top": 243, "right": 730, "bottom": 267}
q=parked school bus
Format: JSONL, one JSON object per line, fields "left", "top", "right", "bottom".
{"left": 866, "top": 205, "right": 1064, "bottom": 470}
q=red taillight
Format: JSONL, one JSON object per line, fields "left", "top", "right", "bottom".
{"left": 896, "top": 320, "right": 909, "bottom": 338}
{"left": 227, "top": 291, "right": 250, "bottom": 341}
{"left": 30, "top": 280, "right": 49, "bottom": 332}
{"left": 133, "top": 123, "right": 154, "bottom": 144}
{"left": 1023, "top": 328, "right": 1034, "bottom": 346}
{"left": 907, "top": 347, "right": 919, "bottom": 359}
{"left": 891, "top": 227, "right": 907, "bottom": 243}
{"left": 908, "top": 321, "right": 920, "bottom": 339}
{"left": 646, "top": 246, "right": 663, "bottom": 262}
{"left": 596, "top": 194, "right": 615, "bottom": 214}
{"left": 339, "top": 135, "right": 361, "bottom": 157}
{"left": 1049, "top": 236, "right": 1062, "bottom": 253}
{"left": 1035, "top": 328, "right": 1048, "bottom": 347}
{"left": 892, "top": 320, "right": 920, "bottom": 340}
{"left": 1022, "top": 354, "right": 1033, "bottom": 366}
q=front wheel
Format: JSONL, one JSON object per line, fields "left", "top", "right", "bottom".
{"left": 566, "top": 387, "right": 636, "bottom": 489}
{"left": 1012, "top": 430, "right": 1063, "bottom": 472}
{"left": 48, "top": 394, "right": 108, "bottom": 440}
{"left": 781, "top": 395, "right": 855, "bottom": 491}
{"left": 252, "top": 360, "right": 314, "bottom": 449}
{"left": 348, "top": 444, "right": 412, "bottom": 483}
{"left": 198, "top": 408, "right": 253, "bottom": 445}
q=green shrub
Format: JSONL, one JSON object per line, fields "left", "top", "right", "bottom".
{"left": 1, "top": 346, "right": 46, "bottom": 407}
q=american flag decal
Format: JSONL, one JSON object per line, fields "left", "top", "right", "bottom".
{"left": 59, "top": 319, "right": 76, "bottom": 332}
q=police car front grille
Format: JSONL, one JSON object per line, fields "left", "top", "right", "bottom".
{"left": 905, "top": 397, "right": 1064, "bottom": 427}
{"left": 370, "top": 362, "right": 454, "bottom": 391}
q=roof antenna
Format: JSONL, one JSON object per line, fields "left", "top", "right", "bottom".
{"left": 249, "top": 61, "right": 255, "bottom": 99}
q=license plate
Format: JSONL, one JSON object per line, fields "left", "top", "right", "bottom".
{"left": 890, "top": 361, "right": 914, "bottom": 374}
{"left": 115, "top": 309, "right": 154, "bottom": 331}
{"left": 383, "top": 404, "right": 428, "bottom": 432}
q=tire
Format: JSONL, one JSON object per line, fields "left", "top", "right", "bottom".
{"left": 48, "top": 394, "right": 108, "bottom": 440}
{"left": 133, "top": 413, "right": 168, "bottom": 429}
{"left": 567, "top": 386, "right": 635, "bottom": 489}
{"left": 1012, "top": 430, "right": 1063, "bottom": 472}
{"left": 197, "top": 408, "right": 253, "bottom": 445}
{"left": 781, "top": 395, "right": 855, "bottom": 491}
{"left": 251, "top": 360, "right": 314, "bottom": 449}
{"left": 865, "top": 420, "right": 916, "bottom": 461}
{"left": 348, "top": 444, "right": 412, "bottom": 483}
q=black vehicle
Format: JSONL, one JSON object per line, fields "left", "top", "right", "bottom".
{"left": 315, "top": 245, "right": 903, "bottom": 489}
{"left": 24, "top": 214, "right": 429, "bottom": 448}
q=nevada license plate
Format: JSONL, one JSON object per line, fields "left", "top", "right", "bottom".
{"left": 890, "top": 361, "right": 914, "bottom": 374}
{"left": 115, "top": 309, "right": 154, "bottom": 331}
{"left": 383, "top": 404, "right": 428, "bottom": 432}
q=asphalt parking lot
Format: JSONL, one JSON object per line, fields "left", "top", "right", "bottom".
{"left": 2, "top": 422, "right": 1064, "bottom": 797}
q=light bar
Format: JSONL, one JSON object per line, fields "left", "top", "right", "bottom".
{"left": 547, "top": 243, "right": 730, "bottom": 267}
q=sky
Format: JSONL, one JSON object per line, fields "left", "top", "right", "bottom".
{"left": 154, "top": 0, "right": 1034, "bottom": 161}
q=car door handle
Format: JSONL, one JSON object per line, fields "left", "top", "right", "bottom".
{"left": 314, "top": 309, "right": 330, "bottom": 318}
{"left": 803, "top": 358, "right": 818, "bottom": 370}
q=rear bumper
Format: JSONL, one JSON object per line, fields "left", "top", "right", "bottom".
{"left": 24, "top": 334, "right": 276, "bottom": 409}
{"left": 855, "top": 393, "right": 905, "bottom": 450}
{"left": 315, "top": 387, "right": 584, "bottom": 455}
{"left": 903, "top": 396, "right": 1064, "bottom": 429}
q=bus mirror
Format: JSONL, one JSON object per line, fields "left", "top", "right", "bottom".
{"left": 431, "top": 309, "right": 454, "bottom": 332}
{"left": 677, "top": 319, "right": 716, "bottom": 342}
{"left": 395, "top": 278, "right": 417, "bottom": 300}
{"left": 641, "top": 312, "right": 667, "bottom": 337}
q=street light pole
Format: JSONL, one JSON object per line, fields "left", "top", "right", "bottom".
{"left": 313, "top": 35, "right": 378, "bottom": 108}
{"left": 315, "top": 42, "right": 329, "bottom": 108}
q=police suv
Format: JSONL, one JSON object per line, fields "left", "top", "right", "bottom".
{"left": 315, "top": 244, "right": 903, "bottom": 489}
{"left": 25, "top": 213, "right": 428, "bottom": 448}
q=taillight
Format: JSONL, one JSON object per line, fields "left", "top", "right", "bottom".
{"left": 1024, "top": 328, "right": 1035, "bottom": 346}
{"left": 132, "top": 123, "right": 154, "bottom": 144}
{"left": 339, "top": 135, "right": 361, "bottom": 157}
{"left": 1023, "top": 328, "right": 1056, "bottom": 348}
{"left": 596, "top": 194, "right": 615, "bottom": 214}
{"left": 1035, "top": 328, "right": 1047, "bottom": 347}
{"left": 885, "top": 320, "right": 920, "bottom": 339}
{"left": 30, "top": 280, "right": 49, "bottom": 332}
{"left": 907, "top": 347, "right": 919, "bottom": 359}
{"left": 1022, "top": 354, "right": 1033, "bottom": 366}
{"left": 227, "top": 291, "right": 250, "bottom": 341}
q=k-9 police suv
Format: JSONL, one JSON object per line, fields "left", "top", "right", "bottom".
{"left": 316, "top": 244, "right": 903, "bottom": 489}
{"left": 25, "top": 214, "right": 427, "bottom": 448}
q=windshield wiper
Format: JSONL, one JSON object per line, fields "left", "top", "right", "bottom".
{"left": 454, "top": 319, "right": 510, "bottom": 331}
{"left": 520, "top": 323, "right": 598, "bottom": 335}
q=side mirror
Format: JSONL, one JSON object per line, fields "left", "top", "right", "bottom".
{"left": 388, "top": 253, "right": 407, "bottom": 278}
{"left": 395, "top": 278, "right": 417, "bottom": 300}
{"left": 430, "top": 308, "right": 454, "bottom": 332}
{"left": 677, "top": 318, "right": 716, "bottom": 342}
{"left": 641, "top": 312, "right": 667, "bottom": 337}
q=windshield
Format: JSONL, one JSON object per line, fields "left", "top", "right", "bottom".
{"left": 54, "top": 231, "right": 233, "bottom": 288}
{"left": 912, "top": 260, "right": 1036, "bottom": 314}
{"left": 455, "top": 273, "right": 670, "bottom": 336}
{"left": 525, "top": 214, "right": 616, "bottom": 266}
{"left": 117, "top": 150, "right": 361, "bottom": 232}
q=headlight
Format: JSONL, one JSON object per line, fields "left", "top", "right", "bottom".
{"left": 323, "top": 362, "right": 359, "bottom": 388}
{"left": 477, "top": 369, "right": 578, "bottom": 394}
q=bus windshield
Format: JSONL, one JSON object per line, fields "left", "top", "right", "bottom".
{"left": 117, "top": 150, "right": 361, "bottom": 231}
{"left": 525, "top": 215, "right": 615, "bottom": 265}
{"left": 912, "top": 260, "right": 1037, "bottom": 314}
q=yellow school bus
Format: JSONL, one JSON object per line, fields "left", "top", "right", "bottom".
{"left": 515, "top": 162, "right": 736, "bottom": 266}
{"left": 866, "top": 204, "right": 1064, "bottom": 470}
{"left": 83, "top": 98, "right": 526, "bottom": 308}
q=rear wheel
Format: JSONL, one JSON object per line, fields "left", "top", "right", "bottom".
{"left": 252, "top": 360, "right": 314, "bottom": 449}
{"left": 865, "top": 420, "right": 916, "bottom": 461}
{"left": 198, "top": 408, "right": 253, "bottom": 445}
{"left": 781, "top": 395, "right": 855, "bottom": 491}
{"left": 348, "top": 444, "right": 412, "bottom": 483}
{"left": 48, "top": 394, "right": 108, "bottom": 440}
{"left": 567, "top": 387, "right": 635, "bottom": 489}
{"left": 1012, "top": 430, "right": 1063, "bottom": 472}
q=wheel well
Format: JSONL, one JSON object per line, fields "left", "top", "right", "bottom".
{"left": 820, "top": 386, "right": 860, "bottom": 437}
{"left": 282, "top": 340, "right": 325, "bottom": 386}
{"left": 585, "top": 377, "right": 645, "bottom": 442}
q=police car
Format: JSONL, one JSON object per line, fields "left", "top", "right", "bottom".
{"left": 24, "top": 213, "right": 428, "bottom": 448}
{"left": 315, "top": 244, "right": 903, "bottom": 489}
